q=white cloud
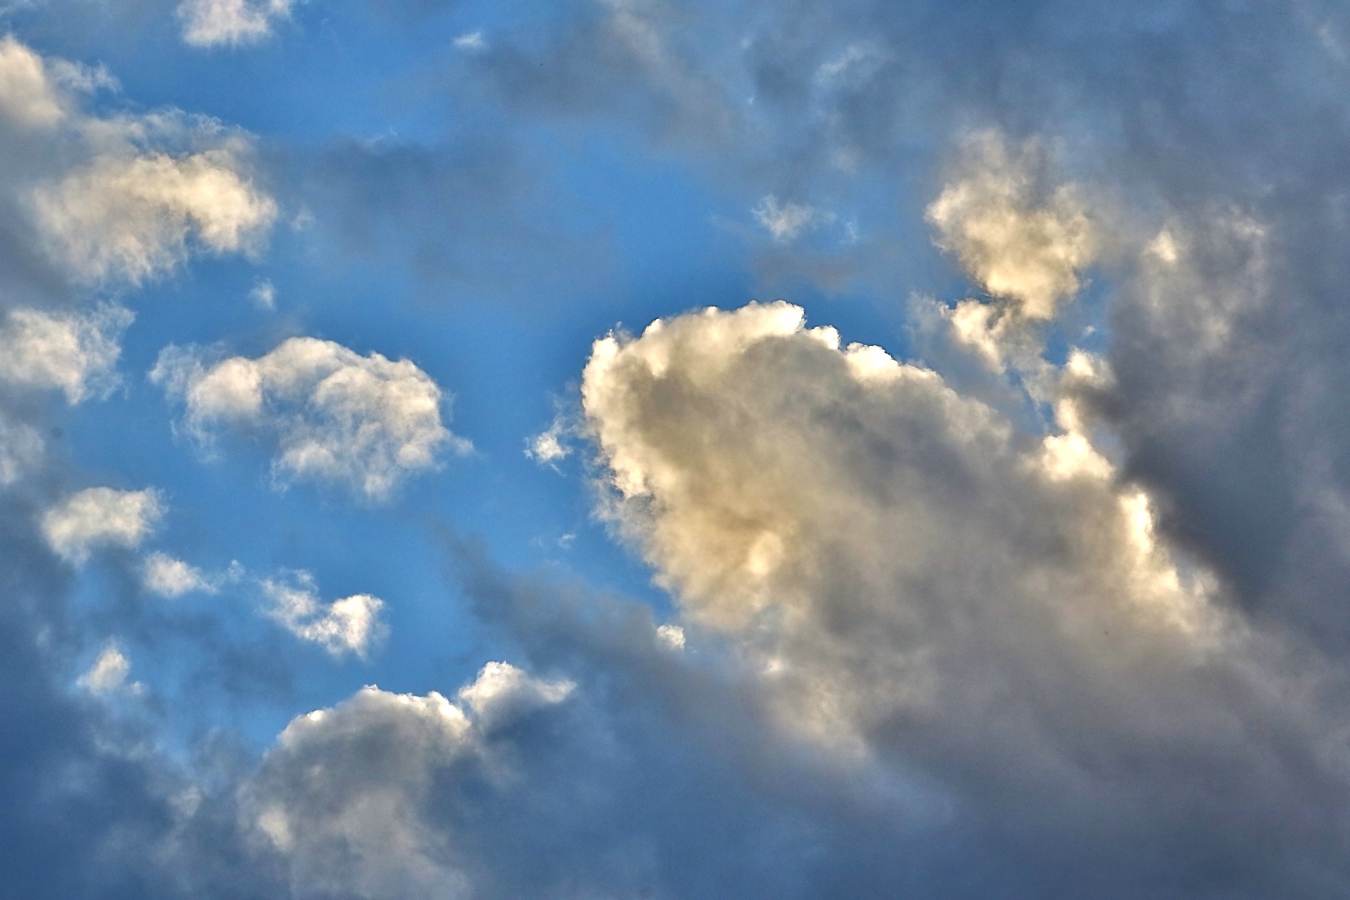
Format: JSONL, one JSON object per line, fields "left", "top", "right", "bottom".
{"left": 141, "top": 551, "right": 238, "bottom": 598}
{"left": 0, "top": 38, "right": 281, "bottom": 286}
{"left": 177, "top": 0, "right": 293, "bottom": 48}
{"left": 753, "top": 195, "right": 828, "bottom": 243}
{"left": 927, "top": 130, "right": 1097, "bottom": 320}
{"left": 525, "top": 417, "right": 570, "bottom": 465}
{"left": 655, "top": 622, "right": 685, "bottom": 650}
{"left": 152, "top": 336, "right": 468, "bottom": 501}
{"left": 0, "top": 304, "right": 132, "bottom": 402}
{"left": 260, "top": 570, "right": 387, "bottom": 659}
{"left": 579, "top": 300, "right": 1331, "bottom": 801}
{"left": 455, "top": 660, "right": 574, "bottom": 732}
{"left": 42, "top": 487, "right": 163, "bottom": 563}
{"left": 0, "top": 35, "right": 66, "bottom": 129}
{"left": 33, "top": 148, "right": 278, "bottom": 285}
{"left": 0, "top": 413, "right": 43, "bottom": 486}
{"left": 242, "top": 663, "right": 573, "bottom": 899}
{"left": 78, "top": 641, "right": 140, "bottom": 694}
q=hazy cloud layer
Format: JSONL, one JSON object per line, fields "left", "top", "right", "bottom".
{"left": 153, "top": 337, "right": 467, "bottom": 501}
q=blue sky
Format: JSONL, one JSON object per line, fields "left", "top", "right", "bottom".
{"left": 7, "top": 1, "right": 1350, "bottom": 897}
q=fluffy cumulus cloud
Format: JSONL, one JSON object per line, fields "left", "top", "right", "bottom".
{"left": 260, "top": 570, "right": 387, "bottom": 658}
{"left": 579, "top": 301, "right": 1350, "bottom": 891}
{"left": 42, "top": 486, "right": 164, "bottom": 563}
{"left": 177, "top": 0, "right": 293, "bottom": 48}
{"left": 153, "top": 337, "right": 466, "bottom": 501}
{"left": 33, "top": 148, "right": 278, "bottom": 285}
{"left": 0, "top": 304, "right": 131, "bottom": 402}
{"left": 241, "top": 663, "right": 574, "bottom": 899}
{"left": 0, "top": 36, "right": 281, "bottom": 287}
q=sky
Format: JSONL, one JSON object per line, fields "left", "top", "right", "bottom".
{"left": 5, "top": 0, "right": 1350, "bottom": 897}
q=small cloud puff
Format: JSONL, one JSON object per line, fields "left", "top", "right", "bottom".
{"left": 177, "top": 0, "right": 293, "bottom": 48}
{"left": 78, "top": 642, "right": 141, "bottom": 695}
{"left": 141, "top": 551, "right": 242, "bottom": 597}
{"left": 526, "top": 416, "right": 571, "bottom": 466}
{"left": 753, "top": 195, "right": 830, "bottom": 243}
{"left": 260, "top": 570, "right": 387, "bottom": 659}
{"left": 927, "top": 130, "right": 1097, "bottom": 320}
{"left": 453, "top": 32, "right": 486, "bottom": 51}
{"left": 249, "top": 278, "right": 276, "bottom": 310}
{"left": 0, "top": 304, "right": 132, "bottom": 403}
{"left": 0, "top": 413, "right": 43, "bottom": 486}
{"left": 152, "top": 336, "right": 469, "bottom": 502}
{"left": 42, "top": 487, "right": 163, "bottom": 563}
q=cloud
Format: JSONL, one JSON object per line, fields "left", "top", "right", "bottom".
{"left": 42, "top": 486, "right": 164, "bottom": 563}
{"left": 241, "top": 663, "right": 574, "bottom": 899}
{"left": 152, "top": 336, "right": 468, "bottom": 501}
{"left": 0, "top": 304, "right": 132, "bottom": 402}
{"left": 579, "top": 300, "right": 1350, "bottom": 889}
{"left": 259, "top": 570, "right": 387, "bottom": 658}
{"left": 0, "top": 37, "right": 282, "bottom": 288}
{"left": 33, "top": 148, "right": 278, "bottom": 285}
{"left": 248, "top": 277, "right": 276, "bottom": 310}
{"left": 0, "top": 35, "right": 68, "bottom": 129}
{"left": 141, "top": 550, "right": 218, "bottom": 599}
{"left": 754, "top": 195, "right": 829, "bottom": 242}
{"left": 455, "top": 659, "right": 574, "bottom": 731}
{"left": 77, "top": 642, "right": 141, "bottom": 694}
{"left": 0, "top": 413, "right": 43, "bottom": 486}
{"left": 177, "top": 0, "right": 293, "bottom": 48}
{"left": 525, "top": 415, "right": 571, "bottom": 466}
{"left": 453, "top": 31, "right": 486, "bottom": 52}
{"left": 927, "top": 131, "right": 1097, "bottom": 321}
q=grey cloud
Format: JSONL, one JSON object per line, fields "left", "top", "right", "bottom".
{"left": 462, "top": 0, "right": 1350, "bottom": 653}
{"left": 574, "top": 300, "right": 1350, "bottom": 897}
